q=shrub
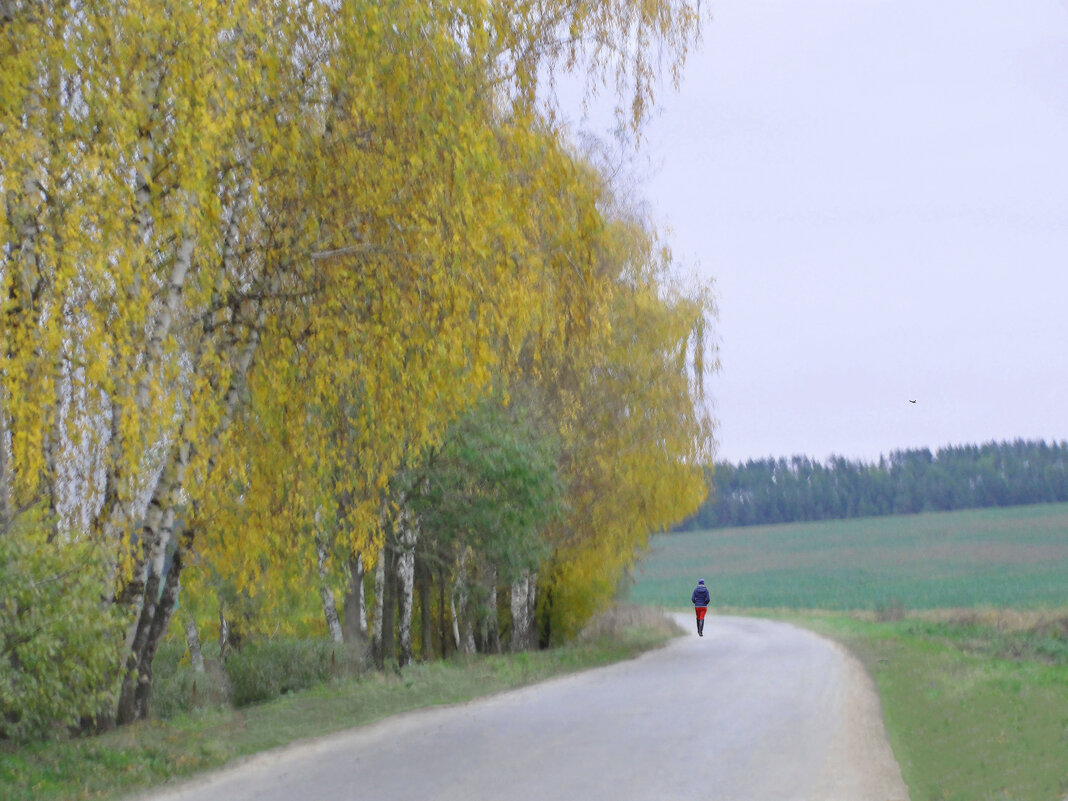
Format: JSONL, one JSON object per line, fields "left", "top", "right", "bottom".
{"left": 0, "top": 513, "right": 122, "bottom": 742}
{"left": 150, "top": 642, "right": 232, "bottom": 719}
{"left": 224, "top": 639, "right": 361, "bottom": 707}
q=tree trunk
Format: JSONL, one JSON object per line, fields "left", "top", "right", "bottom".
{"left": 0, "top": 408, "right": 11, "bottom": 535}
{"left": 451, "top": 549, "right": 475, "bottom": 655}
{"left": 372, "top": 554, "right": 384, "bottom": 664}
{"left": 510, "top": 571, "right": 537, "bottom": 652}
{"left": 395, "top": 511, "right": 418, "bottom": 667}
{"left": 316, "top": 536, "right": 343, "bottom": 644}
{"left": 417, "top": 556, "right": 432, "bottom": 660}
{"left": 379, "top": 543, "right": 396, "bottom": 668}
{"left": 185, "top": 616, "right": 205, "bottom": 673}
{"left": 438, "top": 577, "right": 448, "bottom": 659}
{"left": 112, "top": 257, "right": 266, "bottom": 726}
{"left": 116, "top": 437, "right": 189, "bottom": 725}
{"left": 342, "top": 551, "right": 367, "bottom": 647}
{"left": 130, "top": 539, "right": 186, "bottom": 719}
{"left": 219, "top": 605, "right": 232, "bottom": 658}
{"left": 539, "top": 584, "right": 552, "bottom": 649}
{"left": 484, "top": 566, "right": 500, "bottom": 654}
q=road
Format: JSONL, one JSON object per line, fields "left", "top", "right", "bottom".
{"left": 142, "top": 616, "right": 909, "bottom": 801}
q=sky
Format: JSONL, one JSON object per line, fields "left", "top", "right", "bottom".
{"left": 561, "top": 0, "right": 1068, "bottom": 465}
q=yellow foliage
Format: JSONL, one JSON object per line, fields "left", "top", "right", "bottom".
{"left": 2, "top": 0, "right": 707, "bottom": 661}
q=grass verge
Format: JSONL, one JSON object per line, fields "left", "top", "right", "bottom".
{"left": 769, "top": 608, "right": 1068, "bottom": 801}
{"left": 0, "top": 605, "right": 679, "bottom": 801}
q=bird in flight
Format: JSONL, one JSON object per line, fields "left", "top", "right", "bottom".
{"left": 909, "top": 399, "right": 917, "bottom": 404}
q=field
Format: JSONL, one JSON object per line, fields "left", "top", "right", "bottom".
{"left": 629, "top": 503, "right": 1068, "bottom": 611}
{"left": 628, "top": 503, "right": 1068, "bottom": 801}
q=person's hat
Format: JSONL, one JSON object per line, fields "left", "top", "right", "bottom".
{"left": 698, "top": 579, "right": 705, "bottom": 584}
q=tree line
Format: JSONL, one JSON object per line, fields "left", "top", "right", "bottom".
{"left": 1, "top": 0, "right": 714, "bottom": 740}
{"left": 678, "top": 440, "right": 1068, "bottom": 530}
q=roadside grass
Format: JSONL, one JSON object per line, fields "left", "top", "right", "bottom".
{"left": 0, "top": 605, "right": 680, "bottom": 801}
{"left": 784, "top": 611, "right": 1068, "bottom": 801}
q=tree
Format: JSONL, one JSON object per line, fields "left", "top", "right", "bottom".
{"left": 2, "top": 0, "right": 705, "bottom": 727}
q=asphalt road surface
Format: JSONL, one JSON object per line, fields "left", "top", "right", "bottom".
{"left": 143, "top": 615, "right": 909, "bottom": 801}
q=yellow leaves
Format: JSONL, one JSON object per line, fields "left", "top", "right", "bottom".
{"left": 3, "top": 0, "right": 709, "bottom": 647}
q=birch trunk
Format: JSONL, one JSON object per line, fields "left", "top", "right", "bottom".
{"left": 316, "top": 536, "right": 344, "bottom": 644}
{"left": 1, "top": 93, "right": 46, "bottom": 538}
{"left": 219, "top": 606, "right": 232, "bottom": 658}
{"left": 417, "top": 556, "right": 432, "bottom": 660}
{"left": 130, "top": 534, "right": 188, "bottom": 718}
{"left": 185, "top": 616, "right": 205, "bottom": 673}
{"left": 378, "top": 543, "right": 397, "bottom": 668}
{"left": 484, "top": 566, "right": 500, "bottom": 654}
{"left": 451, "top": 549, "right": 476, "bottom": 655}
{"left": 96, "top": 65, "right": 165, "bottom": 590}
{"left": 372, "top": 554, "right": 384, "bottom": 662}
{"left": 114, "top": 268, "right": 266, "bottom": 725}
{"left": 395, "top": 511, "right": 418, "bottom": 667}
{"left": 116, "top": 436, "right": 190, "bottom": 724}
{"left": 0, "top": 408, "right": 11, "bottom": 534}
{"left": 342, "top": 551, "right": 367, "bottom": 646}
{"left": 510, "top": 572, "right": 538, "bottom": 652}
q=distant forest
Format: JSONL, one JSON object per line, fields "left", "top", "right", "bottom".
{"left": 678, "top": 439, "right": 1068, "bottom": 530}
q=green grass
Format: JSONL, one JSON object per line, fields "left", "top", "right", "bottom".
{"left": 0, "top": 607, "right": 678, "bottom": 801}
{"left": 790, "top": 613, "right": 1068, "bottom": 801}
{"left": 632, "top": 503, "right": 1068, "bottom": 610}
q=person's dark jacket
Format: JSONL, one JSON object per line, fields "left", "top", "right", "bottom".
{"left": 691, "top": 584, "right": 710, "bottom": 607}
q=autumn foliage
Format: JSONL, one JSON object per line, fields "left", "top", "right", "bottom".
{"left": 1, "top": 0, "right": 714, "bottom": 736}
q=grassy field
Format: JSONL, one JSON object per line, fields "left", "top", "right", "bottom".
{"left": 630, "top": 503, "right": 1068, "bottom": 611}
{"left": 628, "top": 503, "right": 1068, "bottom": 801}
{"left": 0, "top": 606, "right": 678, "bottom": 801}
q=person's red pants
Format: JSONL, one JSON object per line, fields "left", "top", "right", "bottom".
{"left": 695, "top": 607, "right": 707, "bottom": 621}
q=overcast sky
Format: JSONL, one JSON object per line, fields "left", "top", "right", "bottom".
{"left": 564, "top": 0, "right": 1068, "bottom": 464}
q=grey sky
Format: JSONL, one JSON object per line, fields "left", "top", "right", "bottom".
{"left": 567, "top": 0, "right": 1068, "bottom": 464}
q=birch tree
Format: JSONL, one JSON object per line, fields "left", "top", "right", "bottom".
{"left": 2, "top": 0, "right": 704, "bottom": 727}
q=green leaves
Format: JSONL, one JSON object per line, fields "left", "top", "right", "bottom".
{"left": 410, "top": 397, "right": 563, "bottom": 583}
{"left": 0, "top": 512, "right": 123, "bottom": 742}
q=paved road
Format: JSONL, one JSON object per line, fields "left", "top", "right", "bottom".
{"left": 144, "top": 616, "right": 909, "bottom": 801}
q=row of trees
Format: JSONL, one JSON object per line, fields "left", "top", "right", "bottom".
{"left": 1, "top": 0, "right": 715, "bottom": 740}
{"left": 680, "top": 440, "right": 1068, "bottom": 530}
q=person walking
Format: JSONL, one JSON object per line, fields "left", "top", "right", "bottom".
{"left": 691, "top": 579, "right": 710, "bottom": 636}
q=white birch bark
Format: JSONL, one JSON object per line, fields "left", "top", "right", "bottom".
{"left": 451, "top": 549, "right": 476, "bottom": 655}
{"left": 185, "top": 616, "right": 205, "bottom": 673}
{"left": 96, "top": 64, "right": 164, "bottom": 589}
{"left": 117, "top": 264, "right": 267, "bottom": 722}
{"left": 0, "top": 409, "right": 11, "bottom": 534}
{"left": 316, "top": 534, "right": 344, "bottom": 644}
{"left": 510, "top": 571, "right": 538, "bottom": 652}
{"left": 395, "top": 510, "right": 418, "bottom": 666}
{"left": 218, "top": 607, "right": 231, "bottom": 657}
{"left": 1, "top": 85, "right": 45, "bottom": 536}
{"left": 117, "top": 435, "right": 190, "bottom": 723}
{"left": 352, "top": 555, "right": 369, "bottom": 636}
